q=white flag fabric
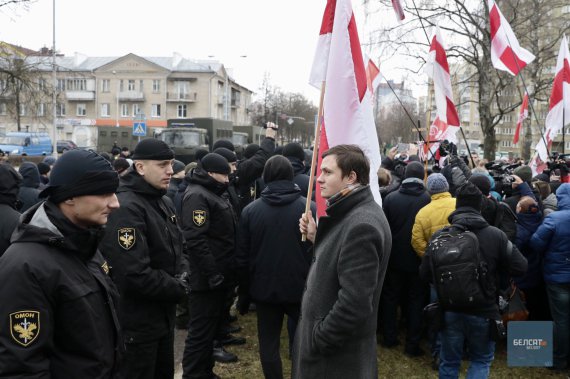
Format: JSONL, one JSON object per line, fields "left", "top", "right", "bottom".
{"left": 489, "top": 0, "right": 535, "bottom": 76}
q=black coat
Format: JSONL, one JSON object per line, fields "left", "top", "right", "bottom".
{"left": 0, "top": 164, "right": 21, "bottom": 256}
{"left": 236, "top": 137, "right": 275, "bottom": 210}
{"left": 236, "top": 180, "right": 314, "bottom": 304}
{"left": 99, "top": 171, "right": 186, "bottom": 344}
{"left": 182, "top": 168, "right": 237, "bottom": 291}
{"left": 383, "top": 179, "right": 431, "bottom": 272}
{"left": 0, "top": 201, "right": 121, "bottom": 378}
{"left": 420, "top": 207, "right": 528, "bottom": 320}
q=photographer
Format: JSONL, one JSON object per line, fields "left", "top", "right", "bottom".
{"left": 504, "top": 165, "right": 544, "bottom": 214}
{"left": 439, "top": 140, "right": 471, "bottom": 196}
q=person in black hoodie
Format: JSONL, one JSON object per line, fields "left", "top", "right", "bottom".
{"left": 282, "top": 142, "right": 313, "bottom": 199}
{"left": 181, "top": 152, "right": 238, "bottom": 378}
{"left": 380, "top": 161, "right": 431, "bottom": 356}
{"left": 0, "top": 164, "right": 22, "bottom": 256}
{"left": 18, "top": 161, "right": 41, "bottom": 212}
{"left": 420, "top": 182, "right": 527, "bottom": 378}
{"left": 99, "top": 139, "right": 188, "bottom": 379}
{"left": 236, "top": 155, "right": 314, "bottom": 379}
{"left": 0, "top": 149, "right": 122, "bottom": 378}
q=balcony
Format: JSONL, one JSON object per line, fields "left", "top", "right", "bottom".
{"left": 66, "top": 91, "right": 95, "bottom": 101}
{"left": 166, "top": 92, "right": 197, "bottom": 102}
{"left": 118, "top": 91, "right": 145, "bottom": 101}
{"left": 231, "top": 98, "right": 241, "bottom": 108}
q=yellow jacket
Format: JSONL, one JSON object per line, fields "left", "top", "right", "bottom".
{"left": 411, "top": 192, "right": 456, "bottom": 257}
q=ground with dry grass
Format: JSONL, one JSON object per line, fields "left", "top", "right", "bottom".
{"left": 174, "top": 312, "right": 567, "bottom": 378}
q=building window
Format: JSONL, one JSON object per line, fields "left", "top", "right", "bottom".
{"left": 132, "top": 104, "right": 141, "bottom": 117}
{"left": 151, "top": 104, "right": 161, "bottom": 117}
{"left": 177, "top": 104, "right": 187, "bottom": 118}
{"left": 67, "top": 79, "right": 87, "bottom": 91}
{"left": 56, "top": 103, "right": 66, "bottom": 116}
{"left": 77, "top": 103, "right": 87, "bottom": 116}
{"left": 501, "top": 140, "right": 512, "bottom": 148}
{"left": 56, "top": 79, "right": 66, "bottom": 91}
{"left": 139, "top": 80, "right": 144, "bottom": 91}
{"left": 19, "top": 104, "right": 26, "bottom": 116}
{"left": 121, "top": 104, "right": 129, "bottom": 117}
{"left": 152, "top": 79, "right": 160, "bottom": 93}
{"left": 37, "top": 103, "right": 45, "bottom": 116}
{"left": 0, "top": 103, "right": 6, "bottom": 115}
{"left": 101, "top": 79, "right": 110, "bottom": 92}
{"left": 101, "top": 103, "right": 110, "bottom": 117}
{"left": 128, "top": 80, "right": 135, "bottom": 91}
{"left": 38, "top": 78, "right": 47, "bottom": 91}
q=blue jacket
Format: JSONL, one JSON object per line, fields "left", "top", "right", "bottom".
{"left": 530, "top": 184, "right": 570, "bottom": 284}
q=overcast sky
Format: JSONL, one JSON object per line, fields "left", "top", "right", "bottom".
{"left": 0, "top": 0, "right": 423, "bottom": 105}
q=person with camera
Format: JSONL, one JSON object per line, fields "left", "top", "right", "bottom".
{"left": 420, "top": 182, "right": 527, "bottom": 379}
{"left": 439, "top": 140, "right": 471, "bottom": 196}
{"left": 503, "top": 165, "right": 544, "bottom": 214}
{"left": 181, "top": 152, "right": 238, "bottom": 378}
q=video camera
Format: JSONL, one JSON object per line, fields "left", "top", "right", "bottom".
{"left": 484, "top": 161, "right": 521, "bottom": 197}
{"left": 438, "top": 140, "right": 457, "bottom": 157}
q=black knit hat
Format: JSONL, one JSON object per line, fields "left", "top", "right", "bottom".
{"left": 113, "top": 158, "right": 131, "bottom": 174}
{"left": 404, "top": 161, "right": 425, "bottom": 180}
{"left": 213, "top": 147, "right": 237, "bottom": 163}
{"left": 213, "top": 139, "right": 235, "bottom": 152}
{"left": 195, "top": 149, "right": 209, "bottom": 163}
{"left": 132, "top": 139, "right": 174, "bottom": 160}
{"left": 201, "top": 153, "right": 230, "bottom": 175}
{"left": 468, "top": 174, "right": 491, "bottom": 196}
{"left": 40, "top": 150, "right": 119, "bottom": 203}
{"left": 37, "top": 162, "right": 51, "bottom": 176}
{"left": 172, "top": 160, "right": 186, "bottom": 175}
{"left": 263, "top": 155, "right": 294, "bottom": 184}
{"left": 282, "top": 143, "right": 306, "bottom": 162}
{"left": 455, "top": 182, "right": 483, "bottom": 211}
{"left": 244, "top": 144, "right": 260, "bottom": 159}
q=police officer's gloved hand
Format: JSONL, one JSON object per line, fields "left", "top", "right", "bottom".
{"left": 176, "top": 272, "right": 189, "bottom": 294}
{"left": 208, "top": 273, "right": 224, "bottom": 290}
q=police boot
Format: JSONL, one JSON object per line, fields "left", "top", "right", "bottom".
{"left": 212, "top": 346, "right": 238, "bottom": 363}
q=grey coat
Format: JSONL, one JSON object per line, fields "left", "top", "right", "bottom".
{"left": 292, "top": 186, "right": 392, "bottom": 379}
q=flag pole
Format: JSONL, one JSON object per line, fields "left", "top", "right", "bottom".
{"left": 302, "top": 81, "right": 325, "bottom": 242}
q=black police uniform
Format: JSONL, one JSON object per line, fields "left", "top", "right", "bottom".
{"left": 181, "top": 167, "right": 237, "bottom": 378}
{"left": 237, "top": 136, "right": 275, "bottom": 210}
{"left": 99, "top": 170, "right": 187, "bottom": 379}
{"left": 0, "top": 201, "right": 121, "bottom": 378}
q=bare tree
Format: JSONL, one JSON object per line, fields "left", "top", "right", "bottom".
{"left": 363, "top": 0, "right": 569, "bottom": 160}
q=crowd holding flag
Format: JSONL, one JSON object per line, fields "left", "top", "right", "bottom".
{"left": 424, "top": 27, "right": 460, "bottom": 156}
{"left": 488, "top": 0, "right": 536, "bottom": 76}
{"left": 513, "top": 92, "right": 529, "bottom": 145}
{"left": 308, "top": 0, "right": 382, "bottom": 217}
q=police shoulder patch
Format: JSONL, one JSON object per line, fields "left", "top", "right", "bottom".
{"left": 193, "top": 210, "right": 206, "bottom": 227}
{"left": 118, "top": 228, "right": 136, "bottom": 250}
{"left": 10, "top": 310, "right": 40, "bottom": 347}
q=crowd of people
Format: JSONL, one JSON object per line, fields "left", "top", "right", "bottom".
{"left": 0, "top": 133, "right": 568, "bottom": 379}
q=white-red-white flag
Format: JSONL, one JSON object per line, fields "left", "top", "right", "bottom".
{"left": 309, "top": 0, "right": 382, "bottom": 217}
{"left": 513, "top": 92, "right": 529, "bottom": 144}
{"left": 391, "top": 0, "right": 405, "bottom": 22}
{"left": 489, "top": 0, "right": 535, "bottom": 76}
{"left": 365, "top": 58, "right": 381, "bottom": 95}
{"left": 424, "top": 27, "right": 460, "bottom": 155}
{"left": 535, "top": 35, "right": 570, "bottom": 161}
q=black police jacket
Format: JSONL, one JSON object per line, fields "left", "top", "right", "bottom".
{"left": 182, "top": 168, "right": 236, "bottom": 291}
{"left": 99, "top": 171, "right": 187, "bottom": 344}
{"left": 236, "top": 136, "right": 275, "bottom": 210}
{"left": 0, "top": 201, "right": 122, "bottom": 378}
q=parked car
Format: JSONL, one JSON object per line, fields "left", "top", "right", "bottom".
{"left": 57, "top": 140, "right": 78, "bottom": 153}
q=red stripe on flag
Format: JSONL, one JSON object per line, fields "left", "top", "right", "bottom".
{"left": 446, "top": 97, "right": 460, "bottom": 126}
{"left": 319, "top": 0, "right": 337, "bottom": 35}
{"left": 499, "top": 46, "right": 527, "bottom": 76}
{"left": 513, "top": 120, "right": 521, "bottom": 144}
{"left": 366, "top": 59, "right": 380, "bottom": 93}
{"left": 489, "top": 5, "right": 500, "bottom": 40}
{"left": 349, "top": 13, "right": 367, "bottom": 102}
{"left": 316, "top": 123, "right": 330, "bottom": 218}
{"left": 549, "top": 59, "right": 570, "bottom": 110}
{"left": 430, "top": 36, "right": 450, "bottom": 74}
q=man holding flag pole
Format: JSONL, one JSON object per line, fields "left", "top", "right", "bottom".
{"left": 293, "top": 0, "right": 392, "bottom": 378}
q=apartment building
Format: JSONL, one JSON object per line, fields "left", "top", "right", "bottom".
{"left": 0, "top": 48, "right": 253, "bottom": 141}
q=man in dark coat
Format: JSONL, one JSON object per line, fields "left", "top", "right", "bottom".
{"left": 17, "top": 162, "right": 41, "bottom": 212}
{"left": 181, "top": 153, "right": 238, "bottom": 378}
{"left": 282, "top": 142, "right": 313, "bottom": 198}
{"left": 99, "top": 139, "right": 188, "bottom": 379}
{"left": 381, "top": 161, "right": 431, "bottom": 356}
{"left": 0, "top": 149, "right": 122, "bottom": 378}
{"left": 420, "top": 182, "right": 527, "bottom": 378}
{"left": 236, "top": 155, "right": 314, "bottom": 379}
{"left": 0, "top": 164, "right": 22, "bottom": 256}
{"left": 236, "top": 123, "right": 277, "bottom": 210}
{"left": 295, "top": 145, "right": 392, "bottom": 379}
{"left": 166, "top": 159, "right": 186, "bottom": 205}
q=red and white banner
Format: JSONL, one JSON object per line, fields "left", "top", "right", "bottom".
{"left": 513, "top": 92, "right": 529, "bottom": 144}
{"left": 489, "top": 0, "right": 535, "bottom": 76}
{"left": 309, "top": 0, "right": 382, "bottom": 217}
{"left": 365, "top": 58, "right": 381, "bottom": 95}
{"left": 424, "top": 27, "right": 460, "bottom": 155}
{"left": 535, "top": 35, "right": 570, "bottom": 161}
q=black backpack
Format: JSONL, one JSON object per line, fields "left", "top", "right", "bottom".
{"left": 428, "top": 224, "right": 489, "bottom": 309}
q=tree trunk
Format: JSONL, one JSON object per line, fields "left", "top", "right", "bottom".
{"left": 483, "top": 127, "right": 496, "bottom": 160}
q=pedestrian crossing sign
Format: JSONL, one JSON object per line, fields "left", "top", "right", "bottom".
{"left": 133, "top": 122, "right": 147, "bottom": 136}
